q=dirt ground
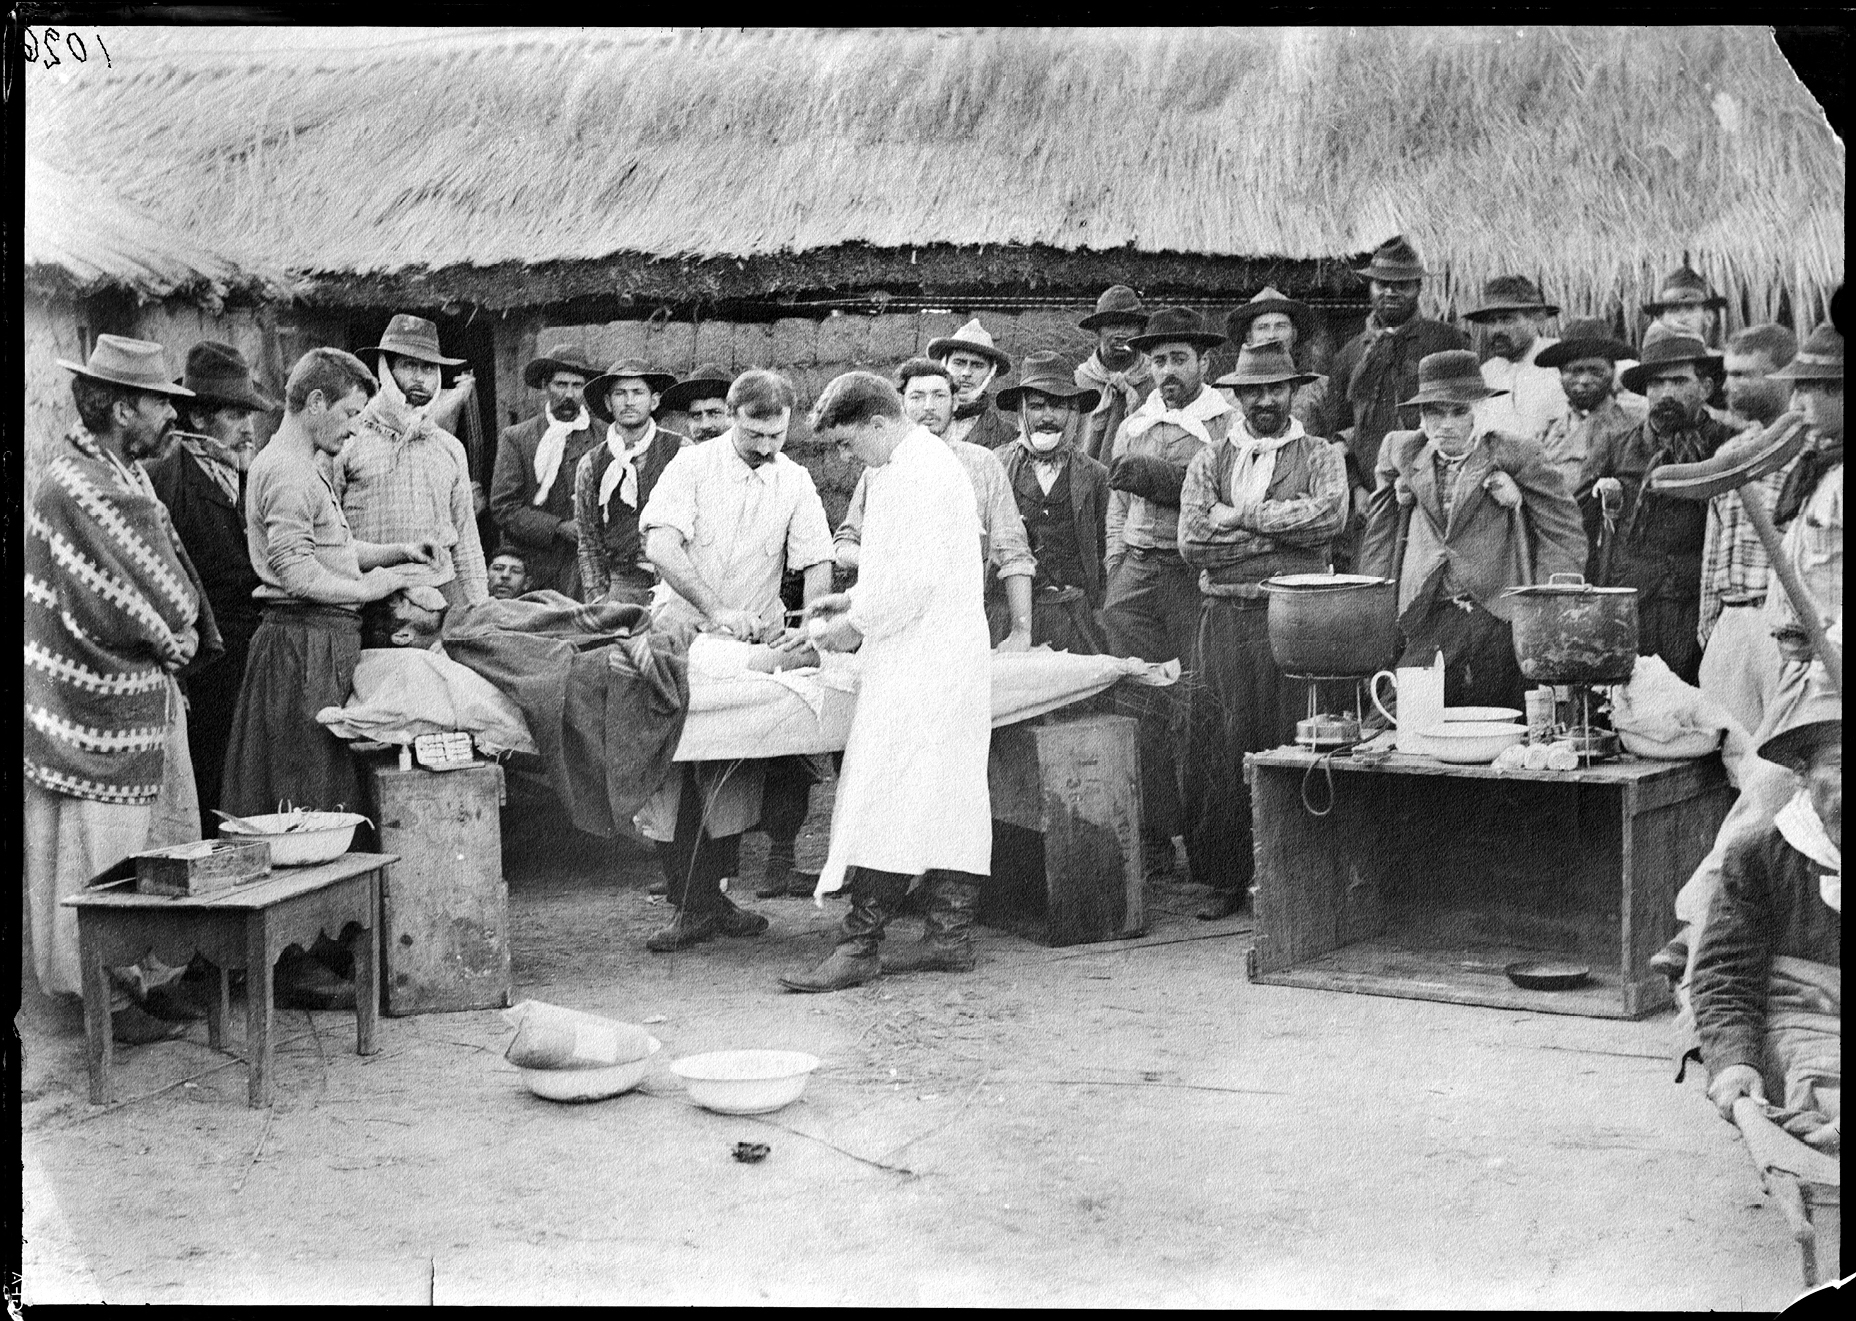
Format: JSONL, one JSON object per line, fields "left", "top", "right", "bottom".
{"left": 17, "top": 781, "right": 1820, "bottom": 1307}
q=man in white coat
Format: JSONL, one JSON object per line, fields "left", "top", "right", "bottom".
{"left": 779, "top": 372, "right": 993, "bottom": 993}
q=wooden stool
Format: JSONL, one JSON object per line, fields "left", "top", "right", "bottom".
{"left": 62, "top": 853, "right": 394, "bottom": 1107}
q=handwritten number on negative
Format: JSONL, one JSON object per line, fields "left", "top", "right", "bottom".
{"left": 23, "top": 29, "right": 111, "bottom": 68}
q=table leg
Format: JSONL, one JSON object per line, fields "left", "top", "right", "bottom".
{"left": 77, "top": 918, "right": 113, "bottom": 1106}
{"left": 244, "top": 913, "right": 274, "bottom": 1109}
{"left": 352, "top": 873, "right": 380, "bottom": 1056}
{"left": 204, "top": 963, "right": 229, "bottom": 1051}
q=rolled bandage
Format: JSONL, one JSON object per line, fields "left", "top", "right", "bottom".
{"left": 1522, "top": 744, "right": 1553, "bottom": 771}
{"left": 1545, "top": 743, "right": 1580, "bottom": 772}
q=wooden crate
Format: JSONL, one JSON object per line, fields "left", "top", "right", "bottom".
{"left": 133, "top": 839, "right": 272, "bottom": 897}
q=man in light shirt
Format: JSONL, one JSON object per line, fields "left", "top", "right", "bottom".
{"left": 1463, "top": 276, "right": 1568, "bottom": 442}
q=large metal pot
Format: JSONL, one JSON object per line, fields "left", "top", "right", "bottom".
{"left": 1503, "top": 573, "right": 1639, "bottom": 684}
{"left": 1261, "top": 573, "right": 1400, "bottom": 676}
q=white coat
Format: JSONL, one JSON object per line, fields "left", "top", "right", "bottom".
{"left": 818, "top": 427, "right": 993, "bottom": 894}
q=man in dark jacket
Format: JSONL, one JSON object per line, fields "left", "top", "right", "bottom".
{"left": 928, "top": 319, "right": 1018, "bottom": 451}
{"left": 1074, "top": 286, "right": 1156, "bottom": 464}
{"left": 142, "top": 341, "right": 275, "bottom": 820}
{"left": 572, "top": 358, "right": 687, "bottom": 604}
{"left": 490, "top": 343, "right": 601, "bottom": 598}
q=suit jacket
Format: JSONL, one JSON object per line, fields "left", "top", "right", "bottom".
{"left": 143, "top": 443, "right": 262, "bottom": 641}
{"left": 946, "top": 395, "right": 1019, "bottom": 451}
{"left": 490, "top": 412, "right": 602, "bottom": 597}
{"left": 1326, "top": 316, "right": 1470, "bottom": 490}
{"left": 997, "top": 443, "right": 1111, "bottom": 607}
{"left": 1361, "top": 428, "right": 1586, "bottom": 624}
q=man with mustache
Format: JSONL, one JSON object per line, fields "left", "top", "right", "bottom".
{"left": 661, "top": 363, "right": 735, "bottom": 444}
{"left": 1576, "top": 327, "right": 1736, "bottom": 685}
{"left": 1643, "top": 264, "right": 1728, "bottom": 349}
{"left": 928, "top": 318, "right": 1019, "bottom": 451}
{"left": 1223, "top": 286, "right": 1329, "bottom": 433}
{"left": 1533, "top": 319, "right": 1646, "bottom": 494}
{"left": 1178, "top": 341, "right": 1350, "bottom": 920}
{"left": 1103, "top": 307, "right": 1234, "bottom": 878}
{"left": 1074, "top": 286, "right": 1156, "bottom": 464}
{"left": 489, "top": 342, "right": 601, "bottom": 597}
{"left": 26, "top": 336, "right": 218, "bottom": 1042}
{"left": 1462, "top": 276, "right": 1570, "bottom": 443}
{"left": 572, "top": 358, "right": 688, "bottom": 605}
{"left": 333, "top": 313, "right": 490, "bottom": 609}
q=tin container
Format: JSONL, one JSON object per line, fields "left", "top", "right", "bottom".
{"left": 1525, "top": 687, "right": 1558, "bottom": 745}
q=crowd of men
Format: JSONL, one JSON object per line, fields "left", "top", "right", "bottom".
{"left": 23, "top": 235, "right": 1843, "bottom": 1133}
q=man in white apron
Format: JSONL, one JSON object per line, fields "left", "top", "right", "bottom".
{"left": 779, "top": 372, "right": 993, "bottom": 992}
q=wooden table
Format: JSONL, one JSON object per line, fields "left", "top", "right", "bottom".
{"left": 1244, "top": 750, "right": 1732, "bottom": 1018}
{"left": 62, "top": 853, "right": 395, "bottom": 1106}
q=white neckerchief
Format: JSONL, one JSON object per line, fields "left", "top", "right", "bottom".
{"left": 373, "top": 354, "right": 437, "bottom": 439}
{"left": 1776, "top": 788, "right": 1841, "bottom": 911}
{"left": 1016, "top": 429, "right": 1069, "bottom": 493}
{"left": 532, "top": 405, "right": 590, "bottom": 506}
{"left": 597, "top": 420, "right": 658, "bottom": 518}
{"left": 1227, "top": 415, "right": 1304, "bottom": 512}
{"left": 1123, "top": 383, "right": 1233, "bottom": 448}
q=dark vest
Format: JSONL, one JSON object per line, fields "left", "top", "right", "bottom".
{"left": 583, "top": 430, "right": 684, "bottom": 575}
{"left": 1022, "top": 465, "right": 1090, "bottom": 592}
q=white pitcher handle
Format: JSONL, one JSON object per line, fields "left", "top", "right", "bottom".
{"left": 1370, "top": 670, "right": 1398, "bottom": 726}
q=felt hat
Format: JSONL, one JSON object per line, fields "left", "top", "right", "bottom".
{"left": 1462, "top": 275, "right": 1559, "bottom": 321}
{"left": 523, "top": 342, "right": 601, "bottom": 390}
{"left": 58, "top": 334, "right": 194, "bottom": 397}
{"left": 174, "top": 340, "right": 276, "bottom": 411}
{"left": 363, "top": 313, "right": 465, "bottom": 366}
{"left": 659, "top": 362, "right": 735, "bottom": 412}
{"left": 584, "top": 357, "right": 678, "bottom": 424}
{"left": 1398, "top": 350, "right": 1507, "bottom": 407}
{"left": 1077, "top": 285, "right": 1147, "bottom": 332}
{"left": 1535, "top": 318, "right": 1635, "bottom": 369}
{"left": 1213, "top": 341, "right": 1318, "bottom": 390}
{"left": 1641, "top": 264, "right": 1728, "bottom": 316}
{"left": 1127, "top": 306, "right": 1227, "bottom": 353}
{"left": 1225, "top": 286, "right": 1311, "bottom": 346}
{"left": 926, "top": 319, "right": 1013, "bottom": 376}
{"left": 1355, "top": 234, "right": 1430, "bottom": 283}
{"left": 996, "top": 351, "right": 1100, "bottom": 413}
{"left": 1619, "top": 325, "right": 1723, "bottom": 395}
{"left": 1766, "top": 322, "right": 1843, "bottom": 383}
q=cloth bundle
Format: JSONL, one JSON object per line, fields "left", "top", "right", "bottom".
{"left": 502, "top": 1000, "right": 655, "bottom": 1070}
{"left": 315, "top": 647, "right": 537, "bottom": 755}
{"left": 1608, "top": 653, "right": 1742, "bottom": 762}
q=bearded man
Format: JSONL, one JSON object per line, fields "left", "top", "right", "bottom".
{"left": 572, "top": 358, "right": 688, "bottom": 604}
{"left": 1533, "top": 319, "right": 1645, "bottom": 494}
{"left": 490, "top": 342, "right": 601, "bottom": 597}
{"left": 1074, "top": 286, "right": 1156, "bottom": 464}
{"left": 1578, "top": 327, "right": 1736, "bottom": 685}
{"left": 1463, "top": 276, "right": 1569, "bottom": 442}
{"left": 927, "top": 318, "right": 1018, "bottom": 450}
{"left": 661, "top": 363, "right": 734, "bottom": 444}
{"left": 1223, "top": 287, "right": 1329, "bottom": 432}
{"left": 1178, "top": 342, "right": 1350, "bottom": 920}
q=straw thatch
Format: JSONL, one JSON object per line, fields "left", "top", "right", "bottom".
{"left": 26, "top": 26, "right": 1844, "bottom": 321}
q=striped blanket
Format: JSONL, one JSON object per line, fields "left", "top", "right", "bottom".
{"left": 24, "top": 429, "right": 211, "bottom": 804}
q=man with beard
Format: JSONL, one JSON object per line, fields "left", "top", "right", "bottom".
{"left": 1577, "top": 327, "right": 1736, "bottom": 685}
{"left": 25, "top": 336, "right": 217, "bottom": 1041}
{"left": 1074, "top": 286, "right": 1156, "bottom": 464}
{"left": 1223, "top": 287, "right": 1329, "bottom": 433}
{"left": 1696, "top": 324, "right": 1799, "bottom": 735}
{"left": 335, "top": 314, "right": 490, "bottom": 609}
{"left": 1178, "top": 341, "right": 1350, "bottom": 920}
{"left": 572, "top": 358, "right": 687, "bottom": 604}
{"left": 1103, "top": 307, "right": 1234, "bottom": 878}
{"left": 490, "top": 342, "right": 601, "bottom": 598}
{"left": 927, "top": 318, "right": 1018, "bottom": 451}
{"left": 1533, "top": 319, "right": 1646, "bottom": 493}
{"left": 1462, "top": 276, "right": 1569, "bottom": 442}
{"left": 143, "top": 342, "right": 276, "bottom": 822}
{"left": 1326, "top": 236, "right": 1470, "bottom": 529}
{"left": 836, "top": 359, "right": 1036, "bottom": 649}
{"left": 638, "top": 369, "right": 835, "bottom": 944}
{"left": 660, "top": 363, "right": 734, "bottom": 444}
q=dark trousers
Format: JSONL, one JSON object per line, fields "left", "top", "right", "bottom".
{"left": 1101, "top": 550, "right": 1202, "bottom": 841}
{"left": 1640, "top": 594, "right": 1703, "bottom": 687}
{"left": 656, "top": 767, "right": 741, "bottom": 912}
{"left": 757, "top": 755, "right": 821, "bottom": 852}
{"left": 182, "top": 618, "right": 255, "bottom": 820}
{"left": 222, "top": 606, "right": 363, "bottom": 819}
{"left": 1181, "top": 597, "right": 1300, "bottom": 894}
{"left": 1399, "top": 596, "right": 1527, "bottom": 710}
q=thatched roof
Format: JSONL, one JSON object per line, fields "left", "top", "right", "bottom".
{"left": 26, "top": 26, "right": 1845, "bottom": 321}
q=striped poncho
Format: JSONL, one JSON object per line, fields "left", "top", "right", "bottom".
{"left": 24, "top": 428, "right": 207, "bottom": 804}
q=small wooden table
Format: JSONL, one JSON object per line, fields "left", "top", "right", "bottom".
{"left": 62, "top": 853, "right": 395, "bottom": 1106}
{"left": 1244, "top": 750, "right": 1732, "bottom": 1018}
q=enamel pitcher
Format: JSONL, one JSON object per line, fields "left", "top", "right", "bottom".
{"left": 1370, "top": 652, "right": 1445, "bottom": 753}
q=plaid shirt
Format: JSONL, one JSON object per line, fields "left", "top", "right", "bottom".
{"left": 331, "top": 421, "right": 488, "bottom": 603}
{"left": 1698, "top": 460, "right": 1793, "bottom": 647}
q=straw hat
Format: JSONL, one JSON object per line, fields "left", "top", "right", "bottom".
{"left": 1127, "top": 306, "right": 1227, "bottom": 353}
{"left": 1213, "top": 341, "right": 1318, "bottom": 390}
{"left": 996, "top": 351, "right": 1100, "bottom": 412}
{"left": 1535, "top": 319, "right": 1635, "bottom": 369}
{"left": 660, "top": 363, "right": 735, "bottom": 412}
{"left": 1355, "top": 235, "right": 1430, "bottom": 283}
{"left": 523, "top": 343, "right": 601, "bottom": 390}
{"left": 926, "top": 319, "right": 1013, "bottom": 375}
{"left": 57, "top": 334, "right": 194, "bottom": 397}
{"left": 1766, "top": 322, "right": 1843, "bottom": 383}
{"left": 1619, "top": 326, "right": 1723, "bottom": 395}
{"left": 1225, "top": 286, "right": 1311, "bottom": 346}
{"left": 1462, "top": 275, "right": 1559, "bottom": 322}
{"left": 362, "top": 313, "right": 465, "bottom": 366}
{"left": 175, "top": 340, "right": 276, "bottom": 411}
{"left": 584, "top": 358, "right": 678, "bottom": 424}
{"left": 1641, "top": 264, "right": 1728, "bottom": 316}
{"left": 1398, "top": 350, "right": 1507, "bottom": 407}
{"left": 1077, "top": 285, "right": 1146, "bottom": 332}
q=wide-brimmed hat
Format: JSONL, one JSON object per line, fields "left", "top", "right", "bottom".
{"left": 172, "top": 340, "right": 277, "bottom": 412}
{"left": 1535, "top": 318, "right": 1636, "bottom": 369}
{"left": 584, "top": 357, "right": 678, "bottom": 424}
{"left": 1225, "top": 286, "right": 1311, "bottom": 346}
{"left": 363, "top": 313, "right": 465, "bottom": 367}
{"left": 1760, "top": 717, "right": 1841, "bottom": 773}
{"left": 926, "top": 319, "right": 1013, "bottom": 376}
{"left": 996, "top": 351, "right": 1100, "bottom": 413}
{"left": 1399, "top": 350, "right": 1507, "bottom": 407}
{"left": 523, "top": 342, "right": 601, "bottom": 390}
{"left": 1619, "top": 325, "right": 1723, "bottom": 395}
{"left": 1767, "top": 322, "right": 1843, "bottom": 383}
{"left": 1077, "top": 285, "right": 1146, "bottom": 332}
{"left": 57, "top": 334, "right": 194, "bottom": 398}
{"left": 660, "top": 362, "right": 735, "bottom": 412}
{"left": 1356, "top": 235, "right": 1429, "bottom": 283}
{"left": 1128, "top": 306, "right": 1227, "bottom": 354}
{"left": 1641, "top": 264, "right": 1728, "bottom": 316}
{"left": 1462, "top": 275, "right": 1559, "bottom": 322}
{"left": 1213, "top": 341, "right": 1318, "bottom": 390}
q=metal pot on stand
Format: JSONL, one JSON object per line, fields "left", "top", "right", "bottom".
{"left": 1503, "top": 572, "right": 1638, "bottom": 760}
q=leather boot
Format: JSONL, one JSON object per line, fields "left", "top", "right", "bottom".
{"left": 882, "top": 874, "right": 980, "bottom": 974}
{"left": 649, "top": 848, "right": 722, "bottom": 951}
{"left": 779, "top": 871, "right": 906, "bottom": 993}
{"left": 714, "top": 893, "right": 770, "bottom": 938}
{"left": 756, "top": 843, "right": 797, "bottom": 899}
